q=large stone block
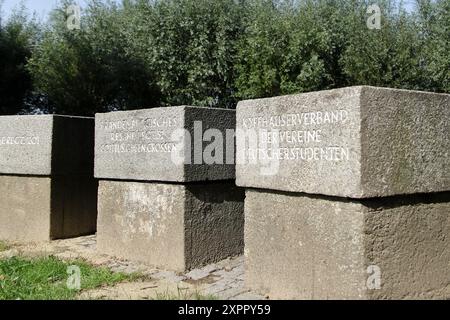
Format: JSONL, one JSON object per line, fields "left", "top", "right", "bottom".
{"left": 245, "top": 189, "right": 450, "bottom": 300}
{"left": 97, "top": 180, "right": 244, "bottom": 271}
{"left": 95, "top": 106, "right": 236, "bottom": 182}
{"left": 0, "top": 175, "right": 97, "bottom": 242}
{"left": 0, "top": 115, "right": 94, "bottom": 176}
{"left": 236, "top": 86, "right": 450, "bottom": 198}
{"left": 0, "top": 115, "right": 97, "bottom": 242}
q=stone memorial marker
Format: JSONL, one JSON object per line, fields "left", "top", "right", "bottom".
{"left": 0, "top": 115, "right": 97, "bottom": 242}
{"left": 236, "top": 86, "right": 450, "bottom": 299}
{"left": 95, "top": 106, "right": 244, "bottom": 271}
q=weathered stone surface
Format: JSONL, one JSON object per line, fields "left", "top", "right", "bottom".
{"left": 97, "top": 180, "right": 244, "bottom": 271}
{"left": 244, "top": 189, "right": 450, "bottom": 300}
{"left": 49, "top": 175, "right": 98, "bottom": 239}
{"left": 0, "top": 115, "right": 94, "bottom": 176}
{"left": 0, "top": 175, "right": 97, "bottom": 242}
{"left": 0, "top": 176, "right": 51, "bottom": 242}
{"left": 95, "top": 106, "right": 236, "bottom": 182}
{"left": 0, "top": 115, "right": 97, "bottom": 242}
{"left": 236, "top": 86, "right": 450, "bottom": 198}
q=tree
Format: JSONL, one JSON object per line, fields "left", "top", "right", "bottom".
{"left": 27, "top": 0, "right": 160, "bottom": 116}
{"left": 23, "top": 0, "right": 449, "bottom": 116}
{"left": 415, "top": 0, "right": 449, "bottom": 93}
{"left": 0, "top": 3, "right": 38, "bottom": 115}
{"left": 123, "top": 0, "right": 245, "bottom": 108}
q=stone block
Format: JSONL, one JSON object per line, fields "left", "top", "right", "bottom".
{"left": 0, "top": 115, "right": 94, "bottom": 176}
{"left": 0, "top": 175, "right": 97, "bottom": 242}
{"left": 244, "top": 189, "right": 450, "bottom": 300}
{"left": 95, "top": 106, "right": 236, "bottom": 182}
{"left": 0, "top": 115, "right": 97, "bottom": 241}
{"left": 97, "top": 180, "right": 244, "bottom": 271}
{"left": 236, "top": 86, "right": 450, "bottom": 198}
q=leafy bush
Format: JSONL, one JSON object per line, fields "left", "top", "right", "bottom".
{"left": 0, "top": 5, "right": 39, "bottom": 115}
{"left": 2, "top": 0, "right": 449, "bottom": 115}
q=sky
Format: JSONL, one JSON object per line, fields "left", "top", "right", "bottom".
{"left": 2, "top": 0, "right": 64, "bottom": 19}
{"left": 0, "top": 0, "right": 116, "bottom": 20}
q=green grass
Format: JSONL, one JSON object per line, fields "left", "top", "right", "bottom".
{"left": 0, "top": 256, "right": 139, "bottom": 300}
{"left": 153, "top": 287, "right": 217, "bottom": 300}
{"left": 0, "top": 241, "right": 10, "bottom": 252}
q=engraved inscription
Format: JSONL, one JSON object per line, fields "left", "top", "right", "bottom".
{"left": 241, "top": 109, "right": 351, "bottom": 162}
{"left": 98, "top": 116, "right": 180, "bottom": 154}
{"left": 0, "top": 136, "right": 40, "bottom": 145}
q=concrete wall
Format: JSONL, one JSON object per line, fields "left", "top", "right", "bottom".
{"left": 245, "top": 189, "right": 450, "bottom": 300}
{"left": 0, "top": 175, "right": 52, "bottom": 242}
{"left": 97, "top": 180, "right": 244, "bottom": 271}
{"left": 0, "top": 174, "right": 97, "bottom": 242}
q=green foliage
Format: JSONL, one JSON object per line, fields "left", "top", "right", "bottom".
{"left": 0, "top": 4, "right": 39, "bottom": 115}
{"left": 2, "top": 0, "right": 449, "bottom": 115}
{"left": 0, "top": 255, "right": 138, "bottom": 300}
{"left": 0, "top": 241, "right": 10, "bottom": 252}
{"left": 235, "top": 0, "right": 449, "bottom": 98}
{"left": 153, "top": 286, "right": 218, "bottom": 300}
{"left": 341, "top": 1, "right": 426, "bottom": 90}
{"left": 414, "top": 0, "right": 450, "bottom": 92}
{"left": 146, "top": 0, "right": 244, "bottom": 108}
{"left": 27, "top": 0, "right": 160, "bottom": 115}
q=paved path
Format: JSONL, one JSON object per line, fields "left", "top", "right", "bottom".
{"left": 0, "top": 235, "right": 265, "bottom": 300}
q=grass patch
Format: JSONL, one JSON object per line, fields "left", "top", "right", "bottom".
{"left": 153, "top": 287, "right": 217, "bottom": 300}
{"left": 0, "top": 256, "right": 139, "bottom": 300}
{"left": 0, "top": 241, "right": 10, "bottom": 252}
